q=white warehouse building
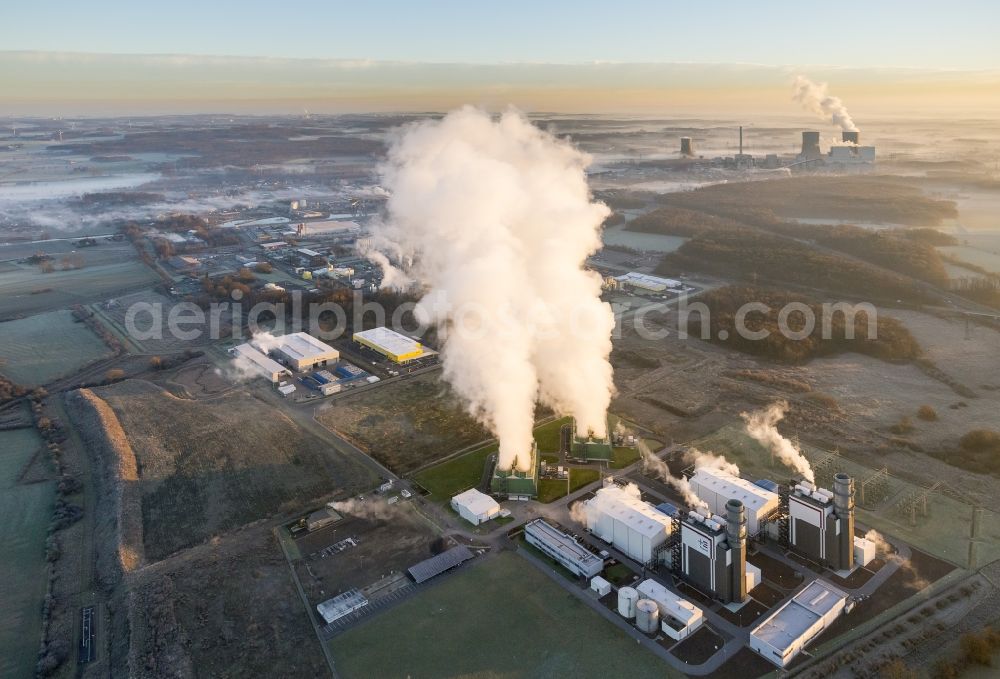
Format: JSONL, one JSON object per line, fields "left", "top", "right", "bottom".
{"left": 524, "top": 519, "right": 604, "bottom": 579}
{"left": 451, "top": 488, "right": 501, "bottom": 526}
{"left": 229, "top": 343, "right": 292, "bottom": 383}
{"left": 749, "top": 579, "right": 848, "bottom": 667}
{"left": 635, "top": 579, "right": 705, "bottom": 641}
{"left": 689, "top": 467, "right": 780, "bottom": 537}
{"left": 257, "top": 332, "right": 339, "bottom": 371}
{"left": 583, "top": 484, "right": 674, "bottom": 564}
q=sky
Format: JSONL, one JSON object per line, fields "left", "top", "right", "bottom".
{"left": 2, "top": 0, "right": 999, "bottom": 115}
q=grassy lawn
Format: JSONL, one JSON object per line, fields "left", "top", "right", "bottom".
{"left": 604, "top": 562, "right": 638, "bottom": 586}
{"left": 570, "top": 467, "right": 601, "bottom": 492}
{"left": 610, "top": 446, "right": 641, "bottom": 469}
{"left": 327, "top": 551, "right": 679, "bottom": 679}
{"left": 0, "top": 427, "right": 54, "bottom": 679}
{"left": 413, "top": 418, "right": 576, "bottom": 503}
{"left": 412, "top": 442, "right": 497, "bottom": 502}
{"left": 533, "top": 416, "right": 571, "bottom": 453}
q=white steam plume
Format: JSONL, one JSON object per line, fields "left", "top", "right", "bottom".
{"left": 327, "top": 498, "right": 398, "bottom": 521}
{"left": 366, "top": 107, "right": 615, "bottom": 471}
{"left": 742, "top": 401, "right": 815, "bottom": 483}
{"left": 792, "top": 75, "right": 858, "bottom": 132}
{"left": 865, "top": 530, "right": 929, "bottom": 591}
{"left": 683, "top": 446, "right": 740, "bottom": 478}
{"left": 638, "top": 441, "right": 708, "bottom": 510}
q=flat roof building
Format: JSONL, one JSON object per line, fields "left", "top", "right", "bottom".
{"left": 407, "top": 545, "right": 475, "bottom": 583}
{"left": 353, "top": 327, "right": 431, "bottom": 364}
{"left": 614, "top": 272, "right": 684, "bottom": 293}
{"left": 230, "top": 343, "right": 292, "bottom": 383}
{"left": 524, "top": 519, "right": 604, "bottom": 579}
{"left": 583, "top": 484, "right": 674, "bottom": 565}
{"left": 635, "top": 578, "right": 704, "bottom": 640}
{"left": 451, "top": 488, "right": 501, "bottom": 526}
{"left": 259, "top": 332, "right": 339, "bottom": 371}
{"left": 689, "top": 467, "right": 780, "bottom": 537}
{"left": 317, "top": 589, "right": 368, "bottom": 624}
{"left": 749, "top": 580, "right": 848, "bottom": 667}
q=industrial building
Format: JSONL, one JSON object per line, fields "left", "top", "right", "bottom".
{"left": 450, "top": 488, "right": 501, "bottom": 525}
{"left": 294, "top": 219, "right": 361, "bottom": 237}
{"left": 788, "top": 473, "right": 856, "bottom": 571}
{"left": 613, "top": 272, "right": 685, "bottom": 294}
{"left": 524, "top": 519, "right": 604, "bottom": 579}
{"left": 583, "top": 484, "right": 674, "bottom": 564}
{"left": 569, "top": 418, "right": 613, "bottom": 461}
{"left": 353, "top": 326, "right": 431, "bottom": 364}
{"left": 306, "top": 508, "right": 340, "bottom": 532}
{"left": 407, "top": 545, "right": 475, "bottom": 584}
{"left": 229, "top": 343, "right": 291, "bottom": 383}
{"left": 689, "top": 467, "right": 780, "bottom": 537}
{"left": 749, "top": 579, "right": 848, "bottom": 667}
{"left": 491, "top": 444, "right": 539, "bottom": 499}
{"left": 797, "top": 130, "right": 875, "bottom": 167}
{"left": 590, "top": 575, "right": 612, "bottom": 597}
{"left": 635, "top": 579, "right": 705, "bottom": 640}
{"left": 259, "top": 332, "right": 339, "bottom": 371}
{"left": 678, "top": 500, "right": 760, "bottom": 605}
{"left": 316, "top": 589, "right": 369, "bottom": 624}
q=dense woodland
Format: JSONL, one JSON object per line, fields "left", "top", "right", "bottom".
{"left": 691, "top": 286, "right": 922, "bottom": 363}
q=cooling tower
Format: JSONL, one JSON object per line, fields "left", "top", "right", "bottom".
{"left": 680, "top": 137, "right": 694, "bottom": 157}
{"left": 800, "top": 131, "right": 821, "bottom": 159}
{"left": 833, "top": 473, "right": 856, "bottom": 571}
{"left": 841, "top": 131, "right": 860, "bottom": 145}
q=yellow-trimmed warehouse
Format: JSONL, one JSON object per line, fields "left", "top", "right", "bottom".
{"left": 353, "top": 327, "right": 431, "bottom": 363}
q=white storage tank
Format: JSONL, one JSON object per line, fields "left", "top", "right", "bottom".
{"left": 618, "top": 586, "right": 639, "bottom": 618}
{"left": 635, "top": 598, "right": 660, "bottom": 634}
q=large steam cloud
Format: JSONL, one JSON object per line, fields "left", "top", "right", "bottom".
{"left": 742, "top": 401, "right": 815, "bottom": 483}
{"left": 365, "top": 107, "right": 615, "bottom": 471}
{"left": 792, "top": 75, "right": 858, "bottom": 132}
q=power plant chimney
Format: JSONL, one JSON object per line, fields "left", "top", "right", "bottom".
{"left": 841, "top": 131, "right": 860, "bottom": 145}
{"left": 726, "top": 499, "right": 748, "bottom": 602}
{"left": 680, "top": 137, "right": 694, "bottom": 157}
{"left": 739, "top": 126, "right": 743, "bottom": 156}
{"left": 801, "top": 131, "right": 821, "bottom": 159}
{"left": 833, "top": 473, "right": 855, "bottom": 570}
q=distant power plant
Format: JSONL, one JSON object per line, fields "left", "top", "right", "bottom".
{"left": 800, "top": 131, "right": 823, "bottom": 160}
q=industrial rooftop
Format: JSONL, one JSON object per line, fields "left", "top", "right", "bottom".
{"left": 751, "top": 580, "right": 847, "bottom": 653}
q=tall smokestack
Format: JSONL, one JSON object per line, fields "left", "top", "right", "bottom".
{"left": 801, "top": 131, "right": 821, "bottom": 159}
{"left": 841, "top": 130, "right": 860, "bottom": 145}
{"left": 726, "top": 499, "right": 748, "bottom": 602}
{"left": 833, "top": 473, "right": 855, "bottom": 570}
{"left": 680, "top": 137, "right": 694, "bottom": 157}
{"left": 739, "top": 126, "right": 743, "bottom": 156}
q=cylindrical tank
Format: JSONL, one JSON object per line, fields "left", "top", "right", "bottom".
{"left": 617, "top": 586, "right": 639, "bottom": 618}
{"left": 635, "top": 599, "right": 660, "bottom": 633}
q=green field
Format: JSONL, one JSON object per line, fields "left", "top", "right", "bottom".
{"left": 0, "top": 310, "right": 113, "bottom": 386}
{"left": 328, "top": 551, "right": 679, "bottom": 679}
{"left": 538, "top": 468, "right": 602, "bottom": 503}
{"left": 0, "top": 258, "right": 158, "bottom": 318}
{"left": 0, "top": 427, "right": 55, "bottom": 679}
{"left": 412, "top": 419, "right": 577, "bottom": 502}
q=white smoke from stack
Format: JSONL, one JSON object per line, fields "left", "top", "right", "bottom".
{"left": 683, "top": 446, "right": 740, "bottom": 478}
{"left": 326, "top": 498, "right": 398, "bottom": 521}
{"left": 742, "top": 401, "right": 815, "bottom": 483}
{"left": 792, "top": 75, "right": 859, "bottom": 132}
{"left": 638, "top": 441, "right": 708, "bottom": 510}
{"left": 865, "top": 529, "right": 930, "bottom": 591}
{"left": 365, "top": 107, "right": 615, "bottom": 471}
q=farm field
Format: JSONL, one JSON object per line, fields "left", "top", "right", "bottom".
{"left": 0, "top": 256, "right": 158, "bottom": 319}
{"left": 83, "top": 379, "right": 377, "bottom": 560}
{"left": 0, "top": 309, "right": 112, "bottom": 385}
{"left": 316, "top": 372, "right": 489, "bottom": 475}
{"left": 328, "top": 551, "right": 678, "bottom": 679}
{"left": 0, "top": 427, "right": 54, "bottom": 679}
